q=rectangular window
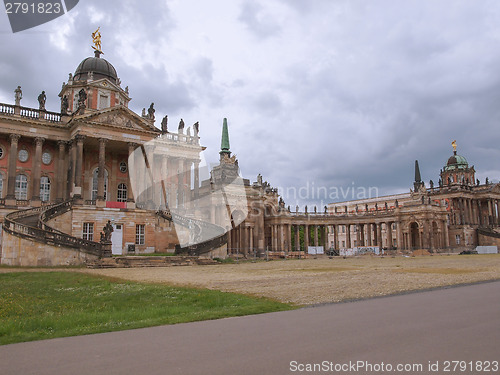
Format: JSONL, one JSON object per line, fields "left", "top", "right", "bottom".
{"left": 136, "top": 224, "right": 145, "bottom": 245}
{"left": 342, "top": 225, "right": 345, "bottom": 233}
{"left": 83, "top": 222, "right": 94, "bottom": 241}
{"left": 455, "top": 235, "right": 461, "bottom": 245}
{"left": 342, "top": 241, "right": 345, "bottom": 248}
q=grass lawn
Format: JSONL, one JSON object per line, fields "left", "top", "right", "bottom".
{"left": 0, "top": 272, "right": 293, "bottom": 345}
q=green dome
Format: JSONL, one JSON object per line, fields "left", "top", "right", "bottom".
{"left": 444, "top": 152, "right": 468, "bottom": 171}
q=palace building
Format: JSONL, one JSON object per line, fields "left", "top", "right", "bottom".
{"left": 0, "top": 42, "right": 499, "bottom": 266}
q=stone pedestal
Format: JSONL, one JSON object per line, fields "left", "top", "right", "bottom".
{"left": 101, "top": 241, "right": 112, "bottom": 258}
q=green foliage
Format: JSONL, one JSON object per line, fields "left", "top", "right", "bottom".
{"left": 213, "top": 257, "right": 235, "bottom": 263}
{"left": 0, "top": 272, "right": 292, "bottom": 345}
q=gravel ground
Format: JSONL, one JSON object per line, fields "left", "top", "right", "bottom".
{"left": 79, "top": 254, "right": 500, "bottom": 306}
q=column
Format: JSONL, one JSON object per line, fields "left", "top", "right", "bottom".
{"left": 168, "top": 158, "right": 177, "bottom": 208}
{"left": 471, "top": 199, "right": 477, "bottom": 225}
{"left": 323, "top": 226, "right": 329, "bottom": 249}
{"left": 97, "top": 138, "right": 107, "bottom": 200}
{"left": 227, "top": 226, "right": 232, "bottom": 254}
{"left": 334, "top": 224, "right": 339, "bottom": 250}
{"left": 468, "top": 199, "right": 473, "bottom": 225}
{"left": 423, "top": 220, "right": 430, "bottom": 249}
{"left": 127, "top": 143, "right": 137, "bottom": 203}
{"left": 377, "top": 223, "right": 383, "bottom": 249}
{"left": 396, "top": 222, "right": 403, "bottom": 250}
{"left": 160, "top": 154, "right": 168, "bottom": 207}
{"left": 304, "top": 224, "right": 310, "bottom": 250}
{"left": 287, "top": 224, "right": 292, "bottom": 252}
{"left": 73, "top": 135, "right": 85, "bottom": 199}
{"left": 241, "top": 225, "right": 247, "bottom": 254}
{"left": 6, "top": 134, "right": 20, "bottom": 200}
{"left": 497, "top": 200, "right": 500, "bottom": 226}
{"left": 194, "top": 160, "right": 200, "bottom": 200}
{"left": 56, "top": 141, "right": 66, "bottom": 202}
{"left": 387, "top": 222, "right": 393, "bottom": 250}
{"left": 30, "top": 137, "right": 44, "bottom": 202}
{"left": 366, "top": 223, "right": 372, "bottom": 246}
{"left": 66, "top": 140, "right": 75, "bottom": 200}
{"left": 295, "top": 225, "right": 300, "bottom": 251}
{"left": 177, "top": 158, "right": 184, "bottom": 208}
{"left": 356, "top": 224, "right": 361, "bottom": 247}
{"left": 249, "top": 227, "right": 254, "bottom": 253}
{"left": 184, "top": 159, "right": 192, "bottom": 206}
{"left": 491, "top": 199, "right": 498, "bottom": 225}
{"left": 280, "top": 225, "right": 285, "bottom": 250}
{"left": 488, "top": 200, "right": 493, "bottom": 226}
{"left": 346, "top": 224, "right": 351, "bottom": 249}
{"left": 477, "top": 201, "right": 483, "bottom": 226}
{"left": 443, "top": 220, "right": 450, "bottom": 248}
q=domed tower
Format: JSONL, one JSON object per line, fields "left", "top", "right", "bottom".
{"left": 440, "top": 141, "right": 475, "bottom": 187}
{"left": 58, "top": 40, "right": 130, "bottom": 115}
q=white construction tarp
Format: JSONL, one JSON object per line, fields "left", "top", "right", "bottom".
{"left": 340, "top": 247, "right": 382, "bottom": 256}
{"left": 475, "top": 246, "right": 498, "bottom": 254}
{"left": 307, "top": 246, "right": 324, "bottom": 255}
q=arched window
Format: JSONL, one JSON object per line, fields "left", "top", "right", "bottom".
{"left": 40, "top": 176, "right": 50, "bottom": 201}
{"left": 117, "top": 183, "right": 127, "bottom": 202}
{"left": 15, "top": 174, "right": 28, "bottom": 200}
{"left": 91, "top": 168, "right": 108, "bottom": 201}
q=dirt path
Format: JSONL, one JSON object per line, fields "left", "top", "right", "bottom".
{"left": 80, "top": 254, "right": 500, "bottom": 305}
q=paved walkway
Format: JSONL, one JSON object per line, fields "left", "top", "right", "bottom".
{"left": 1, "top": 281, "right": 499, "bottom": 375}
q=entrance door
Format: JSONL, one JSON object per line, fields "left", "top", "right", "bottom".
{"left": 111, "top": 224, "right": 123, "bottom": 255}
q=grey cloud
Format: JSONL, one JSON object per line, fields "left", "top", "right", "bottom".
{"left": 238, "top": 1, "right": 281, "bottom": 39}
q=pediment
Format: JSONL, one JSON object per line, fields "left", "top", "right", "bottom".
{"left": 74, "top": 106, "right": 159, "bottom": 133}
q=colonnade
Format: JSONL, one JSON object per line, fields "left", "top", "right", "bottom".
{"left": 5, "top": 134, "right": 70, "bottom": 204}
{"left": 449, "top": 197, "right": 500, "bottom": 227}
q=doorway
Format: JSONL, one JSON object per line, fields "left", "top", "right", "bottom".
{"left": 111, "top": 223, "right": 123, "bottom": 255}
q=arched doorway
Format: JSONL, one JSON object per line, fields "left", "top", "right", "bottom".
{"left": 410, "top": 222, "right": 420, "bottom": 249}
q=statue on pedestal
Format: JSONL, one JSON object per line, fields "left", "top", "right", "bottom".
{"left": 100, "top": 220, "right": 114, "bottom": 243}
{"left": 14, "top": 86, "right": 22, "bottom": 106}
{"left": 161, "top": 115, "right": 168, "bottom": 134}
{"left": 38, "top": 91, "right": 46, "bottom": 111}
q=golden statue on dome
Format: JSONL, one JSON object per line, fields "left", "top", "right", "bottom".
{"left": 91, "top": 27, "right": 103, "bottom": 54}
{"left": 452, "top": 140, "right": 457, "bottom": 152}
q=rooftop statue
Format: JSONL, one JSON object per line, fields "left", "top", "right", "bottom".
{"left": 38, "top": 91, "right": 46, "bottom": 110}
{"left": 92, "top": 27, "right": 103, "bottom": 53}
{"left": 161, "top": 115, "right": 168, "bottom": 134}
{"left": 61, "top": 95, "right": 69, "bottom": 115}
{"left": 452, "top": 140, "right": 457, "bottom": 152}
{"left": 14, "top": 86, "right": 22, "bottom": 106}
{"left": 77, "top": 88, "right": 87, "bottom": 110}
{"left": 147, "top": 102, "right": 155, "bottom": 121}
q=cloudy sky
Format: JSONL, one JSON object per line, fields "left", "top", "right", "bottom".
{"left": 1, "top": 0, "right": 499, "bottom": 208}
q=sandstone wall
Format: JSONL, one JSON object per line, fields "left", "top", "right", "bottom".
{"left": 1, "top": 229, "right": 99, "bottom": 266}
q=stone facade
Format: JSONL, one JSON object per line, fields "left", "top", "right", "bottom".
{"left": 1, "top": 44, "right": 499, "bottom": 266}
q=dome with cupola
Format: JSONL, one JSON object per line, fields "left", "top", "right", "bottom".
{"left": 74, "top": 50, "right": 118, "bottom": 84}
{"left": 440, "top": 141, "right": 475, "bottom": 187}
{"left": 444, "top": 151, "right": 469, "bottom": 171}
